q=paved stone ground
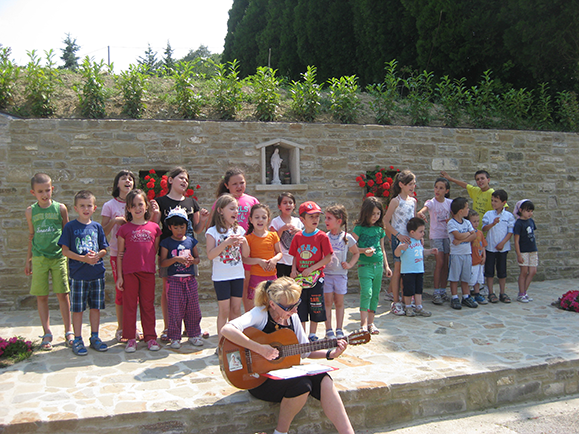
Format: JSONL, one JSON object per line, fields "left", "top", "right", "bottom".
{"left": 1, "top": 279, "right": 578, "bottom": 433}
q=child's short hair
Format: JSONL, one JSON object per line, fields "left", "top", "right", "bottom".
{"left": 492, "top": 189, "right": 508, "bottom": 202}
{"left": 112, "top": 170, "right": 136, "bottom": 198}
{"left": 125, "top": 189, "right": 152, "bottom": 222}
{"left": 74, "top": 190, "right": 96, "bottom": 205}
{"left": 30, "top": 173, "right": 51, "bottom": 188}
{"left": 451, "top": 197, "right": 469, "bottom": 215}
{"left": 475, "top": 170, "right": 490, "bottom": 179}
{"left": 277, "top": 192, "right": 296, "bottom": 206}
{"left": 406, "top": 217, "right": 425, "bottom": 233}
{"left": 467, "top": 209, "right": 479, "bottom": 220}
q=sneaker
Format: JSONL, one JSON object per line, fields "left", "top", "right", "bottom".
{"left": 474, "top": 294, "right": 488, "bottom": 305}
{"left": 432, "top": 293, "right": 444, "bottom": 305}
{"left": 415, "top": 307, "right": 432, "bottom": 317}
{"left": 336, "top": 329, "right": 345, "bottom": 339}
{"left": 517, "top": 294, "right": 530, "bottom": 303}
{"left": 147, "top": 339, "right": 160, "bottom": 351}
{"left": 405, "top": 306, "right": 416, "bottom": 317}
{"left": 451, "top": 297, "right": 462, "bottom": 310}
{"left": 480, "top": 285, "right": 489, "bottom": 297}
{"left": 524, "top": 294, "right": 533, "bottom": 302}
{"left": 326, "top": 329, "right": 336, "bottom": 339}
{"left": 462, "top": 296, "right": 479, "bottom": 308}
{"left": 170, "top": 340, "right": 181, "bottom": 349}
{"left": 309, "top": 334, "right": 319, "bottom": 342}
{"left": 442, "top": 292, "right": 450, "bottom": 302}
{"left": 125, "top": 339, "right": 137, "bottom": 353}
{"left": 391, "top": 302, "right": 406, "bottom": 316}
{"left": 72, "top": 337, "right": 88, "bottom": 356}
{"left": 188, "top": 336, "right": 204, "bottom": 346}
{"left": 384, "top": 292, "right": 394, "bottom": 302}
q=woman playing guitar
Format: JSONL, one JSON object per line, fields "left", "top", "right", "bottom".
{"left": 221, "top": 277, "right": 355, "bottom": 434}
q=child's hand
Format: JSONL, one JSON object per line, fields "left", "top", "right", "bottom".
{"left": 225, "top": 235, "right": 243, "bottom": 247}
{"left": 116, "top": 276, "right": 124, "bottom": 291}
{"left": 398, "top": 234, "right": 411, "bottom": 244}
{"left": 493, "top": 216, "right": 500, "bottom": 225}
{"left": 440, "top": 170, "right": 449, "bottom": 178}
{"left": 290, "top": 269, "right": 298, "bottom": 278}
{"left": 517, "top": 253, "right": 524, "bottom": 264}
{"left": 199, "top": 208, "right": 210, "bottom": 221}
{"left": 363, "top": 247, "right": 376, "bottom": 257}
{"left": 174, "top": 256, "right": 189, "bottom": 265}
{"left": 399, "top": 243, "right": 409, "bottom": 251}
{"left": 114, "top": 216, "right": 127, "bottom": 225}
{"left": 258, "top": 259, "right": 270, "bottom": 271}
{"left": 302, "top": 267, "right": 314, "bottom": 277}
{"left": 85, "top": 250, "right": 100, "bottom": 265}
{"left": 150, "top": 199, "right": 160, "bottom": 214}
{"left": 25, "top": 259, "right": 32, "bottom": 276}
{"left": 431, "top": 248, "right": 439, "bottom": 255}
{"left": 453, "top": 238, "right": 461, "bottom": 245}
{"left": 341, "top": 261, "right": 353, "bottom": 270}
{"left": 384, "top": 266, "right": 393, "bottom": 278}
{"left": 496, "top": 242, "right": 505, "bottom": 251}
{"left": 417, "top": 211, "right": 428, "bottom": 222}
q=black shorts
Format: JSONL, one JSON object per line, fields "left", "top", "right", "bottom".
{"left": 402, "top": 273, "right": 424, "bottom": 297}
{"left": 276, "top": 263, "right": 293, "bottom": 277}
{"left": 484, "top": 251, "right": 508, "bottom": 279}
{"left": 249, "top": 373, "right": 329, "bottom": 402}
{"left": 213, "top": 278, "right": 244, "bottom": 301}
{"left": 297, "top": 279, "right": 326, "bottom": 323}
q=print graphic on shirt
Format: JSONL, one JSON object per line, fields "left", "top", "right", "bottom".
{"left": 358, "top": 233, "right": 379, "bottom": 250}
{"left": 171, "top": 245, "right": 192, "bottom": 272}
{"left": 129, "top": 229, "right": 155, "bottom": 243}
{"left": 75, "top": 233, "right": 98, "bottom": 254}
{"left": 217, "top": 235, "right": 242, "bottom": 266}
{"left": 526, "top": 225, "right": 535, "bottom": 242}
{"left": 280, "top": 229, "right": 295, "bottom": 251}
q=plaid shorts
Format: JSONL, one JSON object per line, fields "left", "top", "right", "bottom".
{"left": 70, "top": 277, "right": 105, "bottom": 312}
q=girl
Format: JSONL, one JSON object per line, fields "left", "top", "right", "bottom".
{"left": 352, "top": 197, "right": 392, "bottom": 334}
{"left": 206, "top": 194, "right": 249, "bottom": 341}
{"left": 269, "top": 192, "right": 304, "bottom": 277}
{"left": 324, "top": 205, "right": 359, "bottom": 339}
{"left": 384, "top": 170, "right": 417, "bottom": 316}
{"left": 417, "top": 177, "right": 452, "bottom": 305}
{"left": 513, "top": 200, "right": 537, "bottom": 303}
{"left": 116, "top": 189, "right": 162, "bottom": 353}
{"left": 154, "top": 167, "right": 209, "bottom": 341}
{"left": 214, "top": 168, "right": 259, "bottom": 312}
{"left": 101, "top": 170, "right": 136, "bottom": 342}
{"left": 244, "top": 204, "right": 283, "bottom": 311}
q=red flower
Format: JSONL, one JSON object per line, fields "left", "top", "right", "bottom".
{"left": 389, "top": 166, "right": 394, "bottom": 169}
{"left": 413, "top": 191, "right": 417, "bottom": 196}
{"left": 186, "top": 188, "right": 194, "bottom": 197}
{"left": 384, "top": 191, "right": 390, "bottom": 197}
{"left": 144, "top": 175, "right": 150, "bottom": 181}
{"left": 149, "top": 169, "right": 156, "bottom": 174}
{"left": 146, "top": 181, "right": 154, "bottom": 189}
{"left": 196, "top": 185, "right": 200, "bottom": 189}
{"left": 158, "top": 190, "right": 167, "bottom": 197}
{"left": 161, "top": 175, "right": 168, "bottom": 180}
{"left": 160, "top": 179, "right": 168, "bottom": 189}
{"left": 387, "top": 177, "right": 393, "bottom": 183}
{"left": 397, "top": 169, "right": 400, "bottom": 172}
{"left": 147, "top": 190, "right": 155, "bottom": 200}
{"left": 356, "top": 176, "right": 363, "bottom": 182}
{"left": 193, "top": 196, "right": 198, "bottom": 200}
{"left": 367, "top": 180, "right": 375, "bottom": 187}
{"left": 365, "top": 192, "right": 374, "bottom": 197}
{"left": 358, "top": 181, "right": 366, "bottom": 187}
{"left": 382, "top": 182, "right": 391, "bottom": 190}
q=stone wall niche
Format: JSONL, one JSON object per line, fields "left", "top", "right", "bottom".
{"left": 255, "top": 138, "right": 308, "bottom": 192}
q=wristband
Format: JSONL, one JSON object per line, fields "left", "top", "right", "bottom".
{"left": 395, "top": 232, "right": 400, "bottom": 238}
{"left": 326, "top": 349, "right": 334, "bottom": 360}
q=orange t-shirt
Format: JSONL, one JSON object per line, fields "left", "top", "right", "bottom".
{"left": 471, "top": 230, "right": 487, "bottom": 266}
{"left": 245, "top": 231, "right": 280, "bottom": 276}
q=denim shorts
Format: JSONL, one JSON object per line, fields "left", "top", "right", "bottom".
{"left": 431, "top": 238, "right": 450, "bottom": 254}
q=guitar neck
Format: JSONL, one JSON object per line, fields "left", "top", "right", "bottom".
{"left": 280, "top": 337, "right": 339, "bottom": 358}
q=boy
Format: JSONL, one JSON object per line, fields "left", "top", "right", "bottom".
{"left": 441, "top": 170, "right": 495, "bottom": 230}
{"left": 394, "top": 217, "right": 438, "bottom": 317}
{"left": 159, "top": 208, "right": 202, "bottom": 349}
{"left": 25, "top": 173, "right": 73, "bottom": 350}
{"left": 482, "top": 189, "right": 515, "bottom": 303}
{"left": 58, "top": 190, "right": 109, "bottom": 355}
{"left": 466, "top": 210, "right": 488, "bottom": 304}
{"left": 289, "top": 201, "right": 333, "bottom": 342}
{"left": 447, "top": 197, "right": 479, "bottom": 310}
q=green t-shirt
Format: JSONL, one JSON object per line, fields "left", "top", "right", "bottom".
{"left": 31, "top": 201, "right": 64, "bottom": 258}
{"left": 353, "top": 225, "right": 385, "bottom": 265}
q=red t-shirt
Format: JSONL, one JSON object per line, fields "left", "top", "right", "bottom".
{"left": 288, "top": 230, "right": 333, "bottom": 276}
{"left": 117, "top": 221, "right": 161, "bottom": 274}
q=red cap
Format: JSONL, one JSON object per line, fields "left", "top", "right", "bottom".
{"left": 299, "top": 201, "right": 322, "bottom": 215}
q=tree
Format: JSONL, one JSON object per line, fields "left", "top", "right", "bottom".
{"left": 60, "top": 33, "right": 80, "bottom": 70}
{"left": 181, "top": 45, "right": 212, "bottom": 62}
{"left": 137, "top": 44, "right": 159, "bottom": 75}
{"left": 162, "top": 41, "right": 176, "bottom": 73}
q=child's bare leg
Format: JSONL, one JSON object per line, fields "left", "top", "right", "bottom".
{"left": 434, "top": 251, "right": 448, "bottom": 289}
{"left": 242, "top": 270, "right": 252, "bottom": 312}
{"left": 309, "top": 321, "right": 318, "bottom": 336}
{"left": 524, "top": 267, "right": 537, "bottom": 294}
{"left": 325, "top": 292, "right": 334, "bottom": 332}
{"left": 216, "top": 299, "right": 231, "bottom": 341}
{"left": 472, "top": 283, "right": 480, "bottom": 295}
{"left": 403, "top": 295, "right": 412, "bottom": 306}
{"left": 498, "top": 277, "right": 507, "bottom": 294}
{"left": 360, "top": 310, "right": 368, "bottom": 330}
{"left": 518, "top": 267, "right": 527, "bottom": 294}
{"left": 229, "top": 297, "right": 242, "bottom": 321}
{"left": 461, "top": 281, "right": 470, "bottom": 296}
{"left": 56, "top": 293, "right": 72, "bottom": 334}
{"left": 89, "top": 308, "right": 100, "bottom": 334}
{"left": 486, "top": 277, "right": 494, "bottom": 295}
{"left": 334, "top": 294, "right": 345, "bottom": 330}
{"left": 72, "top": 312, "right": 83, "bottom": 337}
{"left": 116, "top": 304, "right": 123, "bottom": 331}
{"left": 37, "top": 295, "right": 51, "bottom": 335}
{"left": 389, "top": 262, "right": 401, "bottom": 301}
{"left": 450, "top": 281, "right": 458, "bottom": 296}
{"left": 414, "top": 294, "right": 423, "bottom": 306}
{"left": 367, "top": 310, "right": 375, "bottom": 326}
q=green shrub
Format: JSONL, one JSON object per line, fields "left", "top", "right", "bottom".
{"left": 328, "top": 75, "right": 360, "bottom": 124}
{"left": 24, "top": 49, "right": 59, "bottom": 117}
{"left": 74, "top": 57, "right": 108, "bottom": 119}
{"left": 117, "top": 65, "right": 148, "bottom": 119}
{"left": 367, "top": 60, "right": 400, "bottom": 125}
{"left": 404, "top": 70, "right": 434, "bottom": 126}
{"left": 436, "top": 76, "right": 466, "bottom": 127}
{"left": 0, "top": 47, "right": 19, "bottom": 110}
{"left": 556, "top": 90, "right": 579, "bottom": 132}
{"left": 212, "top": 60, "right": 243, "bottom": 120}
{"left": 249, "top": 66, "right": 280, "bottom": 121}
{"left": 532, "top": 83, "right": 553, "bottom": 130}
{"left": 172, "top": 61, "right": 204, "bottom": 119}
{"left": 289, "top": 65, "right": 321, "bottom": 122}
{"left": 499, "top": 88, "right": 533, "bottom": 129}
{"left": 465, "top": 70, "right": 499, "bottom": 129}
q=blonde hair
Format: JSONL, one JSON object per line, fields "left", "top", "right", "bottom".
{"left": 254, "top": 277, "right": 302, "bottom": 308}
{"left": 209, "top": 194, "right": 239, "bottom": 233}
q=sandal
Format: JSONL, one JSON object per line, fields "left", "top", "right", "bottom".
{"left": 160, "top": 330, "right": 169, "bottom": 342}
{"left": 39, "top": 333, "right": 53, "bottom": 351}
{"left": 488, "top": 293, "right": 499, "bottom": 303}
{"left": 499, "top": 293, "right": 512, "bottom": 303}
{"left": 65, "top": 331, "right": 75, "bottom": 347}
{"left": 89, "top": 336, "right": 108, "bottom": 352}
{"left": 369, "top": 324, "right": 380, "bottom": 335}
{"left": 72, "top": 338, "right": 88, "bottom": 356}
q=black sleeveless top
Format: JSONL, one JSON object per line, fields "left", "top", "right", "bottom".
{"left": 262, "top": 311, "right": 294, "bottom": 334}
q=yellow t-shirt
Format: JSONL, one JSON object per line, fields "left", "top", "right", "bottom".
{"left": 245, "top": 231, "right": 280, "bottom": 276}
{"left": 466, "top": 184, "right": 494, "bottom": 230}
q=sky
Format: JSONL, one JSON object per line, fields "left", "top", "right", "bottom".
{"left": 0, "top": 0, "right": 234, "bottom": 71}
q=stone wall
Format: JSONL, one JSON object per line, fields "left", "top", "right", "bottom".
{"left": 1, "top": 115, "right": 578, "bottom": 309}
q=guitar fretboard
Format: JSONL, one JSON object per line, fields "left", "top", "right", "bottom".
{"left": 279, "top": 337, "right": 341, "bottom": 357}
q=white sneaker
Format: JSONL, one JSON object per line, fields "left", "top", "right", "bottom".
{"left": 125, "top": 339, "right": 137, "bottom": 353}
{"left": 170, "top": 340, "right": 181, "bottom": 349}
{"left": 517, "top": 294, "right": 530, "bottom": 303}
{"left": 391, "top": 302, "right": 405, "bottom": 316}
{"left": 188, "top": 336, "right": 204, "bottom": 346}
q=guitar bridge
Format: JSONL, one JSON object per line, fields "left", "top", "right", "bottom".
{"left": 245, "top": 348, "right": 253, "bottom": 373}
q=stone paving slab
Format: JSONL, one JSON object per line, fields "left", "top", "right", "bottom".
{"left": 1, "top": 279, "right": 578, "bottom": 433}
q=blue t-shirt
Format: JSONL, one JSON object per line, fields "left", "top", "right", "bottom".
{"left": 514, "top": 218, "right": 537, "bottom": 253}
{"left": 159, "top": 235, "right": 198, "bottom": 276}
{"left": 58, "top": 219, "right": 108, "bottom": 280}
{"left": 399, "top": 238, "right": 424, "bottom": 274}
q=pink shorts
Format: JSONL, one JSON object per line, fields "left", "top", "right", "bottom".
{"left": 247, "top": 274, "right": 276, "bottom": 300}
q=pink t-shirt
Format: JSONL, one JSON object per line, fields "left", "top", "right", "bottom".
{"left": 101, "top": 197, "right": 126, "bottom": 256}
{"left": 117, "top": 221, "right": 161, "bottom": 274}
{"left": 212, "top": 193, "right": 259, "bottom": 231}
{"left": 424, "top": 197, "right": 452, "bottom": 239}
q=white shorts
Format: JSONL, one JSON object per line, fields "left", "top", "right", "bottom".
{"left": 323, "top": 274, "right": 348, "bottom": 295}
{"left": 448, "top": 254, "right": 472, "bottom": 283}
{"left": 469, "top": 264, "right": 485, "bottom": 287}
{"left": 519, "top": 252, "right": 539, "bottom": 267}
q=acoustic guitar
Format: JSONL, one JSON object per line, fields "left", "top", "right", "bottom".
{"left": 218, "top": 327, "right": 370, "bottom": 389}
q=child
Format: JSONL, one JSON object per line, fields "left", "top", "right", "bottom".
{"left": 417, "top": 177, "right": 452, "bottom": 305}
{"left": 101, "top": 170, "right": 137, "bottom": 342}
{"left": 214, "top": 168, "right": 259, "bottom": 312}
{"left": 447, "top": 197, "right": 479, "bottom": 310}
{"left": 59, "top": 190, "right": 109, "bottom": 355}
{"left": 513, "top": 200, "right": 537, "bottom": 303}
{"left": 116, "top": 189, "right": 162, "bottom": 353}
{"left": 324, "top": 205, "right": 359, "bottom": 338}
{"left": 384, "top": 170, "right": 417, "bottom": 316}
{"left": 244, "top": 204, "right": 282, "bottom": 310}
{"left": 25, "top": 173, "right": 73, "bottom": 350}
{"left": 482, "top": 189, "right": 515, "bottom": 303}
{"left": 352, "top": 197, "right": 392, "bottom": 334}
{"left": 206, "top": 194, "right": 249, "bottom": 341}
{"left": 466, "top": 210, "right": 488, "bottom": 304}
{"left": 155, "top": 167, "right": 208, "bottom": 341}
{"left": 289, "top": 201, "right": 333, "bottom": 342}
{"left": 395, "top": 217, "right": 437, "bottom": 317}
{"left": 159, "top": 208, "right": 203, "bottom": 348}
{"left": 269, "top": 192, "right": 304, "bottom": 277}
{"left": 441, "top": 170, "right": 496, "bottom": 230}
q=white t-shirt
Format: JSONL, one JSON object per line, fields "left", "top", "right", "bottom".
{"left": 447, "top": 218, "right": 474, "bottom": 255}
{"left": 206, "top": 225, "right": 246, "bottom": 281}
{"left": 101, "top": 197, "right": 126, "bottom": 256}
{"left": 269, "top": 215, "right": 304, "bottom": 265}
{"left": 326, "top": 231, "right": 357, "bottom": 275}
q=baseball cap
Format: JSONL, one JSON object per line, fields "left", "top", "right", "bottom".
{"left": 166, "top": 207, "right": 188, "bottom": 223}
{"left": 299, "top": 201, "right": 322, "bottom": 215}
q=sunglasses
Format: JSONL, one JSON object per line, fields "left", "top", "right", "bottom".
{"left": 274, "top": 299, "right": 301, "bottom": 312}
